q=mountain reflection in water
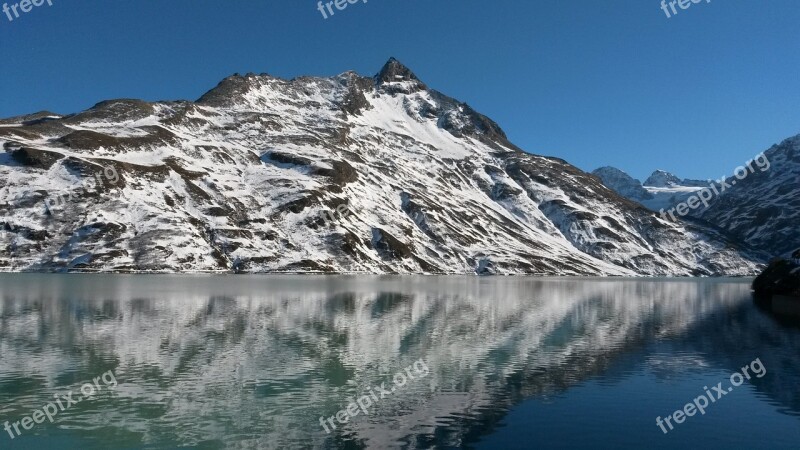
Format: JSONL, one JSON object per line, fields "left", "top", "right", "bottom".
{"left": 0, "top": 275, "right": 798, "bottom": 449}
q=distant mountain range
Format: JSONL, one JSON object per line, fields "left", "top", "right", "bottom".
{"left": 593, "top": 136, "right": 800, "bottom": 257}
{"left": 591, "top": 167, "right": 708, "bottom": 213}
{"left": 0, "top": 58, "right": 780, "bottom": 275}
{"left": 642, "top": 170, "right": 709, "bottom": 189}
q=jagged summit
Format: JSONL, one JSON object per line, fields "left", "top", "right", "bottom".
{"left": 375, "top": 57, "right": 423, "bottom": 85}
{"left": 643, "top": 169, "right": 708, "bottom": 188}
{"left": 195, "top": 58, "right": 431, "bottom": 107}
{"left": 644, "top": 170, "right": 682, "bottom": 187}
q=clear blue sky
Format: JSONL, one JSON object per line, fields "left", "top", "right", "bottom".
{"left": 1, "top": 0, "right": 798, "bottom": 180}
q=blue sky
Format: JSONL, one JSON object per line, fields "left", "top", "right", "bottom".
{"left": 1, "top": 0, "right": 798, "bottom": 180}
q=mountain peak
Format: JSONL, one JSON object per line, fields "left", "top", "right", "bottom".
{"left": 644, "top": 170, "right": 681, "bottom": 187}
{"left": 376, "top": 57, "right": 423, "bottom": 85}
{"left": 643, "top": 170, "right": 708, "bottom": 188}
{"left": 592, "top": 166, "right": 654, "bottom": 202}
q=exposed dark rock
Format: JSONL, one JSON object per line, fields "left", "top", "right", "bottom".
{"left": 58, "top": 126, "right": 178, "bottom": 152}
{"left": 753, "top": 257, "right": 800, "bottom": 298}
{"left": 264, "top": 151, "right": 312, "bottom": 167}
{"left": 338, "top": 72, "right": 374, "bottom": 116}
{"left": 376, "top": 57, "right": 423, "bottom": 86}
{"left": 371, "top": 228, "right": 413, "bottom": 261}
{"left": 10, "top": 147, "right": 65, "bottom": 170}
{"left": 66, "top": 99, "right": 156, "bottom": 123}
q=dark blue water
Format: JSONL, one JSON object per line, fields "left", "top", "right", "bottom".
{"left": 0, "top": 275, "right": 797, "bottom": 449}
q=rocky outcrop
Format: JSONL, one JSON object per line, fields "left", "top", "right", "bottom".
{"left": 752, "top": 250, "right": 800, "bottom": 298}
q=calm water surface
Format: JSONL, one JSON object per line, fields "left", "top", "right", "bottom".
{"left": 0, "top": 275, "right": 798, "bottom": 449}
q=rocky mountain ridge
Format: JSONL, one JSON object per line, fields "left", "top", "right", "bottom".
{"left": 643, "top": 170, "right": 708, "bottom": 188}
{"left": 0, "top": 58, "right": 762, "bottom": 275}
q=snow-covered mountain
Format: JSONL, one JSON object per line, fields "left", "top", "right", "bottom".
{"left": 593, "top": 137, "right": 799, "bottom": 258}
{"left": 697, "top": 135, "right": 800, "bottom": 257}
{"left": 591, "top": 167, "right": 653, "bottom": 203}
{"left": 643, "top": 170, "right": 708, "bottom": 188}
{"left": 0, "top": 58, "right": 762, "bottom": 275}
{"left": 593, "top": 168, "right": 708, "bottom": 212}
{"left": 643, "top": 170, "right": 682, "bottom": 188}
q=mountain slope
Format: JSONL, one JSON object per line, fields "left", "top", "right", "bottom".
{"left": 0, "top": 59, "right": 761, "bottom": 275}
{"left": 696, "top": 135, "right": 800, "bottom": 257}
{"left": 592, "top": 137, "right": 799, "bottom": 258}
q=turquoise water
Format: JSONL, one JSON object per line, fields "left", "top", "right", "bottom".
{"left": 0, "top": 275, "right": 798, "bottom": 449}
